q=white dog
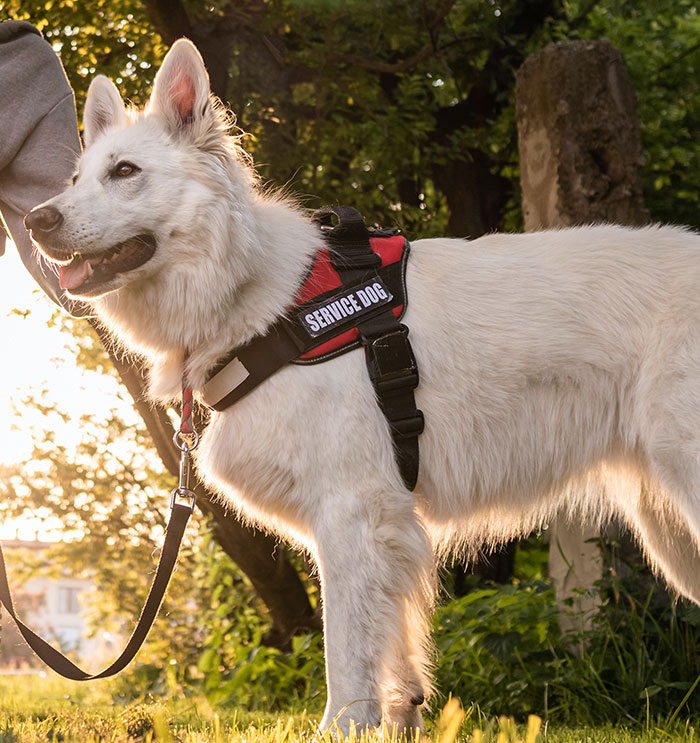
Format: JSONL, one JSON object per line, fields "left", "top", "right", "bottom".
{"left": 25, "top": 38, "right": 700, "bottom": 734}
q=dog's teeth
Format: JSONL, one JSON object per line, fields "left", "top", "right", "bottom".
{"left": 86, "top": 262, "right": 94, "bottom": 276}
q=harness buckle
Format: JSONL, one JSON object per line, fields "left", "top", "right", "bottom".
{"left": 364, "top": 325, "right": 419, "bottom": 393}
{"left": 390, "top": 410, "right": 425, "bottom": 439}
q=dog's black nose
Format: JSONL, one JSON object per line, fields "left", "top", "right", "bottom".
{"left": 24, "top": 205, "right": 63, "bottom": 235}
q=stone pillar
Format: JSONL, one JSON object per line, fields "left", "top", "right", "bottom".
{"left": 515, "top": 39, "right": 648, "bottom": 634}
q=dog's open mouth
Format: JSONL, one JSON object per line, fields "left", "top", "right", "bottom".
{"left": 57, "top": 234, "right": 157, "bottom": 296}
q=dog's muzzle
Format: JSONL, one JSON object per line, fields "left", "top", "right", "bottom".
{"left": 25, "top": 205, "right": 157, "bottom": 298}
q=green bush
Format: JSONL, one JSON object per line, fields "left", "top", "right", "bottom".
{"left": 196, "top": 629, "right": 325, "bottom": 711}
{"left": 112, "top": 531, "right": 326, "bottom": 712}
{"left": 433, "top": 574, "right": 700, "bottom": 726}
{"left": 434, "top": 582, "right": 560, "bottom": 718}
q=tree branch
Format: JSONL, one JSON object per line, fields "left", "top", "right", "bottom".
{"left": 139, "top": 0, "right": 193, "bottom": 45}
{"left": 653, "top": 39, "right": 700, "bottom": 78}
{"left": 327, "top": 0, "right": 456, "bottom": 75}
{"left": 330, "top": 44, "right": 435, "bottom": 75}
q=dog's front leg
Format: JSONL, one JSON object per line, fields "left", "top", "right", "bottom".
{"left": 315, "top": 491, "right": 435, "bottom": 737}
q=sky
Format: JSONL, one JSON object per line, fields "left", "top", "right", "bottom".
{"left": 0, "top": 241, "right": 130, "bottom": 540}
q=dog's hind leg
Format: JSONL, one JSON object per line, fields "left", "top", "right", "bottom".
{"left": 609, "top": 343, "right": 700, "bottom": 603}
{"left": 315, "top": 488, "right": 436, "bottom": 737}
{"left": 617, "top": 424, "right": 700, "bottom": 603}
{"left": 619, "top": 478, "right": 700, "bottom": 604}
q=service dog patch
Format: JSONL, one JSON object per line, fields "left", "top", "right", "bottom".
{"left": 299, "top": 278, "right": 394, "bottom": 338}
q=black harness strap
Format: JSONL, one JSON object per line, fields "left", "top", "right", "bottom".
{"left": 0, "top": 500, "right": 193, "bottom": 680}
{"left": 315, "top": 206, "right": 424, "bottom": 490}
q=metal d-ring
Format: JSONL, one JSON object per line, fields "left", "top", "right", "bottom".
{"left": 173, "top": 429, "right": 200, "bottom": 452}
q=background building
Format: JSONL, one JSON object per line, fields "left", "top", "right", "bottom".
{"left": 0, "top": 539, "right": 117, "bottom": 669}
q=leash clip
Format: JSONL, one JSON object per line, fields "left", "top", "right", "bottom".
{"left": 171, "top": 372, "right": 199, "bottom": 512}
{"left": 170, "top": 485, "right": 196, "bottom": 512}
{"left": 170, "top": 442, "right": 196, "bottom": 512}
{"left": 170, "top": 453, "right": 196, "bottom": 511}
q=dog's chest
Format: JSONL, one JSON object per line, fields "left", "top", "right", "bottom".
{"left": 193, "top": 352, "right": 392, "bottom": 533}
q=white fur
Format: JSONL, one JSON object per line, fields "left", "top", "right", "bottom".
{"left": 29, "top": 38, "right": 700, "bottom": 735}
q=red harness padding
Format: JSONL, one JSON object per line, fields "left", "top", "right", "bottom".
{"left": 293, "top": 234, "right": 408, "bottom": 362}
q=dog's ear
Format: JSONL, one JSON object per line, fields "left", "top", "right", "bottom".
{"left": 83, "top": 76, "right": 129, "bottom": 148}
{"left": 148, "top": 38, "right": 212, "bottom": 136}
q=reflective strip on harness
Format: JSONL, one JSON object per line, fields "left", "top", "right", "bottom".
{"left": 201, "top": 356, "right": 250, "bottom": 409}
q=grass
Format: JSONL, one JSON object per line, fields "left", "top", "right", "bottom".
{"left": 0, "top": 674, "right": 699, "bottom": 743}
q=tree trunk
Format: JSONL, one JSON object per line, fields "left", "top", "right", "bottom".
{"left": 516, "top": 39, "right": 648, "bottom": 229}
{"left": 429, "top": 0, "right": 561, "bottom": 236}
{"left": 432, "top": 150, "right": 509, "bottom": 238}
{"left": 515, "top": 39, "right": 648, "bottom": 634}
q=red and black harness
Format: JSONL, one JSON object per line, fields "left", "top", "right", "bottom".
{"left": 201, "top": 205, "right": 425, "bottom": 490}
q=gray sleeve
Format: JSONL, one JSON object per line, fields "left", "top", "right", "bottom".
{"left": 0, "top": 30, "right": 88, "bottom": 316}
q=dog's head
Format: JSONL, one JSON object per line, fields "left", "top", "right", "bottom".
{"left": 25, "top": 39, "right": 249, "bottom": 301}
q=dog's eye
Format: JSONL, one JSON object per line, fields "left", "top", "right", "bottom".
{"left": 71, "top": 172, "right": 79, "bottom": 185}
{"left": 114, "top": 161, "right": 138, "bottom": 178}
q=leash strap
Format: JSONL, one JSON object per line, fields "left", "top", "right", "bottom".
{"left": 0, "top": 379, "right": 197, "bottom": 679}
{"left": 0, "top": 502, "right": 192, "bottom": 679}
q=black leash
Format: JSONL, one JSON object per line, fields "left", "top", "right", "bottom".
{"left": 0, "top": 381, "right": 198, "bottom": 679}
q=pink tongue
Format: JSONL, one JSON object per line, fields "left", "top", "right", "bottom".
{"left": 59, "top": 258, "right": 90, "bottom": 290}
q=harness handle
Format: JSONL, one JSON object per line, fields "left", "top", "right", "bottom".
{"left": 313, "top": 206, "right": 382, "bottom": 273}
